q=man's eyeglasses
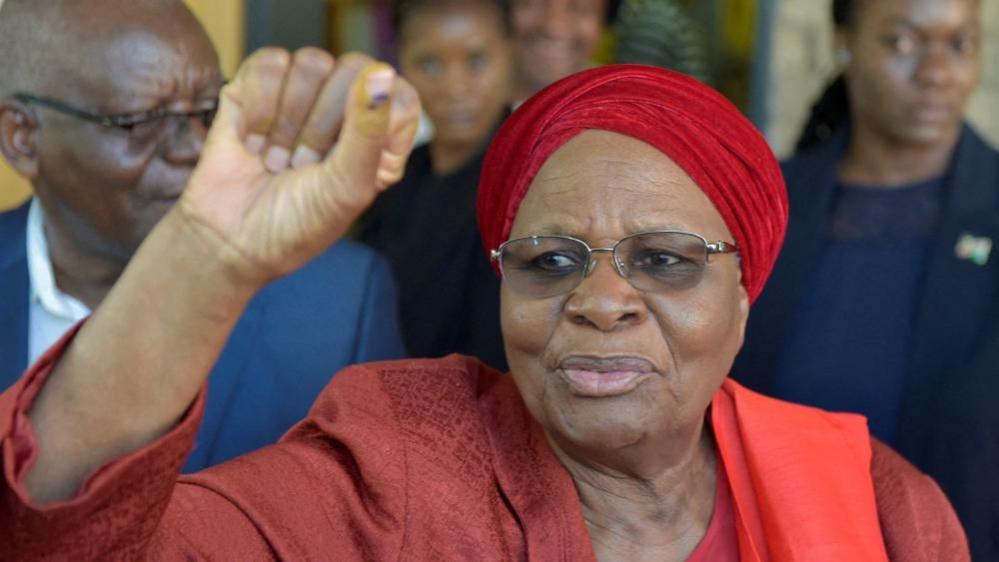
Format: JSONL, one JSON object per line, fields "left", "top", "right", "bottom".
{"left": 12, "top": 93, "right": 219, "bottom": 145}
{"left": 490, "top": 230, "right": 739, "bottom": 299}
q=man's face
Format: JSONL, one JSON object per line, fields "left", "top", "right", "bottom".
{"left": 30, "top": 9, "right": 222, "bottom": 263}
{"left": 510, "top": 0, "right": 605, "bottom": 99}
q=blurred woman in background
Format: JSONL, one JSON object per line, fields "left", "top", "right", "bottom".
{"left": 358, "top": 0, "right": 513, "bottom": 369}
{"left": 734, "top": 0, "right": 998, "bottom": 559}
{"left": 509, "top": 0, "right": 607, "bottom": 103}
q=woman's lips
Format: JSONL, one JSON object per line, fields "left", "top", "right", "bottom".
{"left": 910, "top": 102, "right": 953, "bottom": 124}
{"left": 558, "top": 356, "right": 655, "bottom": 397}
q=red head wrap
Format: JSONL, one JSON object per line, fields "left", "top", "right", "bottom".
{"left": 476, "top": 64, "right": 788, "bottom": 303}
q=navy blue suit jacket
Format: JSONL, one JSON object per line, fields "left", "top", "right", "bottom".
{"left": 0, "top": 200, "right": 406, "bottom": 472}
{"left": 734, "top": 125, "right": 999, "bottom": 561}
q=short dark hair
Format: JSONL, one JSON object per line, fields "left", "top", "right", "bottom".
{"left": 795, "top": 0, "right": 860, "bottom": 152}
{"left": 392, "top": 0, "right": 513, "bottom": 41}
{"left": 832, "top": 0, "right": 858, "bottom": 28}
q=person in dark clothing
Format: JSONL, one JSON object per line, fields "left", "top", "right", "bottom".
{"left": 357, "top": 0, "right": 514, "bottom": 369}
{"left": 734, "top": 0, "right": 998, "bottom": 559}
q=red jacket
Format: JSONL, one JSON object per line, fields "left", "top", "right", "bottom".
{"left": 0, "top": 341, "right": 969, "bottom": 561}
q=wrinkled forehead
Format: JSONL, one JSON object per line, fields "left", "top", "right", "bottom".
{"left": 509, "top": 130, "right": 732, "bottom": 240}
{"left": 38, "top": 8, "right": 220, "bottom": 104}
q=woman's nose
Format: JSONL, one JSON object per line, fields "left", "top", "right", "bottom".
{"left": 444, "top": 66, "right": 474, "bottom": 98}
{"left": 914, "top": 43, "right": 957, "bottom": 89}
{"left": 564, "top": 254, "right": 647, "bottom": 331}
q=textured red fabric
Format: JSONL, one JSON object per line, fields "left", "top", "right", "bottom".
{"left": 476, "top": 64, "right": 788, "bottom": 303}
{"left": 870, "top": 440, "right": 971, "bottom": 562}
{"left": 0, "top": 338, "right": 969, "bottom": 560}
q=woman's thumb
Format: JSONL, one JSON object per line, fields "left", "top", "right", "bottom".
{"left": 328, "top": 63, "right": 396, "bottom": 191}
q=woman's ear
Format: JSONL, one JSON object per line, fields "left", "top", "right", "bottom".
{"left": 833, "top": 29, "right": 853, "bottom": 69}
{"left": 735, "top": 284, "right": 750, "bottom": 350}
{"left": 0, "top": 99, "right": 40, "bottom": 180}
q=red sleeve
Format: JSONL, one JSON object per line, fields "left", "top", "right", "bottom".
{"left": 0, "top": 324, "right": 232, "bottom": 560}
{"left": 871, "top": 439, "right": 971, "bottom": 562}
{"left": 0, "top": 329, "right": 414, "bottom": 561}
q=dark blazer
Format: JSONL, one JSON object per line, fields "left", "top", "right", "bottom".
{"left": 734, "top": 125, "right": 999, "bottom": 561}
{"left": 0, "top": 200, "right": 407, "bottom": 472}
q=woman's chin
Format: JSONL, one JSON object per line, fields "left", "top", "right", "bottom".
{"left": 546, "top": 398, "right": 661, "bottom": 453}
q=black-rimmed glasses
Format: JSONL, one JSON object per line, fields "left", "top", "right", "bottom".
{"left": 490, "top": 230, "right": 739, "bottom": 299}
{"left": 13, "top": 92, "right": 219, "bottom": 145}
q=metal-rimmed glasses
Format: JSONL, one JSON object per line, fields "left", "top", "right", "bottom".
{"left": 490, "top": 230, "right": 739, "bottom": 299}
{"left": 12, "top": 92, "right": 219, "bottom": 146}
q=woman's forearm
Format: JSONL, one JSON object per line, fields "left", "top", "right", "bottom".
{"left": 24, "top": 208, "right": 260, "bottom": 502}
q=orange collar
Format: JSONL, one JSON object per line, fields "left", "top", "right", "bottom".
{"left": 712, "top": 379, "right": 889, "bottom": 562}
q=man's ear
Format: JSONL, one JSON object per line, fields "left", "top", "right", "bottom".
{"left": 0, "top": 99, "right": 40, "bottom": 180}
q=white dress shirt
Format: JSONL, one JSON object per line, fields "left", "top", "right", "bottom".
{"left": 26, "top": 200, "right": 91, "bottom": 364}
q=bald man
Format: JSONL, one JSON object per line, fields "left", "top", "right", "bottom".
{"left": 0, "top": 0, "right": 406, "bottom": 471}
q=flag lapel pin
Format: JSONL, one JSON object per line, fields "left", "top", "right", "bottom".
{"left": 955, "top": 233, "right": 993, "bottom": 266}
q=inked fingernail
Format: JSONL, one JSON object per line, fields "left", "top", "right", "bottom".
{"left": 290, "top": 145, "right": 321, "bottom": 169}
{"left": 246, "top": 133, "right": 267, "bottom": 155}
{"left": 264, "top": 145, "right": 291, "bottom": 173}
{"left": 365, "top": 68, "right": 395, "bottom": 109}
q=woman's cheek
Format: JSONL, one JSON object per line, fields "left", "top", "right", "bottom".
{"left": 500, "top": 291, "right": 564, "bottom": 355}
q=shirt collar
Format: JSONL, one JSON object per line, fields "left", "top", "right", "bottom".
{"left": 26, "top": 199, "right": 91, "bottom": 321}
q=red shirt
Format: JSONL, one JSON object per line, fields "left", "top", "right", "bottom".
{"left": 689, "top": 460, "right": 738, "bottom": 561}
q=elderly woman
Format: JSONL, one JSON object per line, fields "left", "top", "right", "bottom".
{"left": 734, "top": 1, "right": 997, "bottom": 558}
{"left": 0, "top": 49, "right": 968, "bottom": 561}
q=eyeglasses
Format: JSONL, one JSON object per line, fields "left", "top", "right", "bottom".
{"left": 13, "top": 92, "right": 219, "bottom": 146}
{"left": 490, "top": 230, "right": 739, "bottom": 299}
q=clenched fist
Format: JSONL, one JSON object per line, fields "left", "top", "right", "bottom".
{"left": 179, "top": 48, "right": 421, "bottom": 286}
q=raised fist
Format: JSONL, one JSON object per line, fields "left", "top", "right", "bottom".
{"left": 178, "top": 48, "right": 420, "bottom": 285}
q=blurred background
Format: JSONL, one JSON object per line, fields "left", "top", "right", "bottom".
{"left": 0, "top": 0, "right": 996, "bottom": 210}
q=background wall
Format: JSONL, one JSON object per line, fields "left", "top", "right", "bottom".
{"left": 3, "top": 0, "right": 993, "bottom": 208}
{"left": 0, "top": 0, "right": 246, "bottom": 210}
{"left": 768, "top": 0, "right": 999, "bottom": 158}
{"left": 246, "top": 0, "right": 328, "bottom": 54}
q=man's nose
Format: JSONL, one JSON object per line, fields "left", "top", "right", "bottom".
{"left": 162, "top": 115, "right": 207, "bottom": 165}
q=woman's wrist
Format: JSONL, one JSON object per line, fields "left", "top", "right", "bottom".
{"left": 169, "top": 199, "right": 274, "bottom": 298}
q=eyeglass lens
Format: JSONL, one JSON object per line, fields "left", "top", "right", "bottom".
{"left": 498, "top": 232, "right": 710, "bottom": 298}
{"left": 122, "top": 107, "right": 217, "bottom": 145}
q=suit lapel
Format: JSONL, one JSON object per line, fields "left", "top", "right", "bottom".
{"left": 0, "top": 202, "right": 30, "bottom": 389}
{"left": 897, "top": 127, "right": 999, "bottom": 458}
{"left": 0, "top": 259, "right": 29, "bottom": 388}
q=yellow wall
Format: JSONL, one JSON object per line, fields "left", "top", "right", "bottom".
{"left": 0, "top": 165, "right": 29, "bottom": 211}
{"left": 0, "top": 0, "right": 245, "bottom": 211}
{"left": 186, "top": 0, "right": 246, "bottom": 79}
